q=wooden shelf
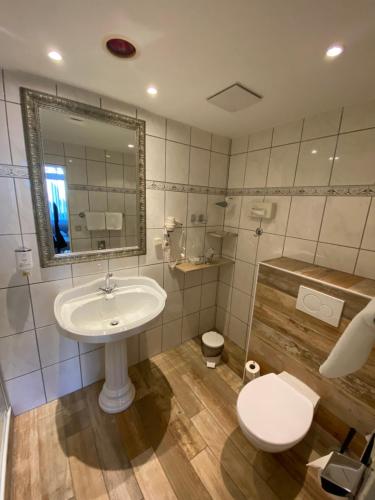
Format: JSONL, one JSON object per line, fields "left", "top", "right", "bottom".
{"left": 175, "top": 257, "right": 234, "bottom": 273}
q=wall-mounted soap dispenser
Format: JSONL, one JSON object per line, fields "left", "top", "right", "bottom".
{"left": 250, "top": 201, "right": 275, "bottom": 219}
{"left": 15, "top": 247, "right": 33, "bottom": 276}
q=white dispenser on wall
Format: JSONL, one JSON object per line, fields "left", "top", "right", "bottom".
{"left": 250, "top": 201, "right": 275, "bottom": 219}
{"left": 15, "top": 247, "right": 33, "bottom": 276}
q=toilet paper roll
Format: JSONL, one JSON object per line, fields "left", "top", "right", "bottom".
{"left": 245, "top": 360, "right": 260, "bottom": 381}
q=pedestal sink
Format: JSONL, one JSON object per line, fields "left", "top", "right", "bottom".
{"left": 54, "top": 274, "right": 167, "bottom": 413}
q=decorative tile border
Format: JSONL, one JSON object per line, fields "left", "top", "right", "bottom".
{"left": 0, "top": 165, "right": 29, "bottom": 179}
{"left": 146, "top": 180, "right": 227, "bottom": 195}
{"left": 1, "top": 164, "right": 373, "bottom": 198}
{"left": 68, "top": 184, "right": 137, "bottom": 194}
{"left": 227, "top": 185, "right": 375, "bottom": 197}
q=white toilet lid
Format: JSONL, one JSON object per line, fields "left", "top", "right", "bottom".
{"left": 237, "top": 373, "right": 314, "bottom": 447}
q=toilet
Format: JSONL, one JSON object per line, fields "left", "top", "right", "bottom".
{"left": 237, "top": 371, "right": 320, "bottom": 453}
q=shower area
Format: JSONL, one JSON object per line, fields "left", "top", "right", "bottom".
{"left": 0, "top": 375, "right": 10, "bottom": 499}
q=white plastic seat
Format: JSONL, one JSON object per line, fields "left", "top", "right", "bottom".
{"left": 236, "top": 373, "right": 316, "bottom": 453}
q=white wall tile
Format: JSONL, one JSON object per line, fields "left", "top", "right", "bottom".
{"left": 227, "top": 154, "right": 246, "bottom": 188}
{"left": 211, "top": 134, "right": 230, "bottom": 154}
{"left": 319, "top": 197, "right": 370, "bottom": 247}
{"left": 109, "top": 256, "right": 138, "bottom": 271}
{"left": 0, "top": 330, "right": 40, "bottom": 379}
{"left": 331, "top": 129, "right": 375, "bottom": 185}
{"left": 215, "top": 307, "right": 230, "bottom": 335}
{"left": 302, "top": 109, "right": 341, "bottom": 140}
{"left": 233, "top": 260, "right": 254, "bottom": 295}
{"left": 199, "top": 306, "right": 216, "bottom": 334}
{"left": 166, "top": 142, "right": 189, "bottom": 184}
{"left": 139, "top": 263, "right": 164, "bottom": 287}
{"left": 182, "top": 313, "right": 199, "bottom": 341}
{"left": 191, "top": 127, "right": 211, "bottom": 149}
{"left": 163, "top": 290, "right": 183, "bottom": 322}
{"left": 244, "top": 149, "right": 270, "bottom": 188}
{"left": 162, "top": 318, "right": 182, "bottom": 351}
{"left": 0, "top": 286, "right": 34, "bottom": 337}
{"left": 294, "top": 136, "right": 336, "bottom": 186}
{"left": 228, "top": 315, "right": 248, "bottom": 349}
{"left": 315, "top": 243, "right": 358, "bottom": 273}
{"left": 138, "top": 109, "right": 166, "bottom": 138}
{"left": 231, "top": 136, "right": 248, "bottom": 155}
{"left": 146, "top": 189, "right": 165, "bottom": 228}
{"left": 362, "top": 198, "right": 375, "bottom": 251}
{"left": 146, "top": 136, "right": 165, "bottom": 181}
{"left": 6, "top": 102, "right": 27, "bottom": 166}
{"left": 37, "top": 324, "right": 78, "bottom": 367}
{"left": 236, "top": 229, "right": 258, "bottom": 264}
{"left": 72, "top": 259, "right": 108, "bottom": 277}
{"left": 272, "top": 119, "right": 303, "bottom": 146}
{"left": 224, "top": 196, "right": 241, "bottom": 228}
{"left": 80, "top": 348, "right": 105, "bottom": 386}
{"left": 230, "top": 288, "right": 251, "bottom": 323}
{"left": 222, "top": 227, "right": 238, "bottom": 258}
{"left": 139, "top": 228, "right": 164, "bottom": 266}
{"left": 30, "top": 278, "right": 73, "bottom": 328}
{"left": 283, "top": 237, "right": 317, "bottom": 263}
{"left": 43, "top": 357, "right": 81, "bottom": 402}
{"left": 355, "top": 250, "right": 375, "bottom": 279}
{"left": 166, "top": 119, "right": 190, "bottom": 144}
{"left": 189, "top": 147, "right": 210, "bottom": 186}
{"left": 209, "top": 153, "right": 228, "bottom": 188}
{"left": 127, "top": 334, "right": 139, "bottom": 367}
{"left": 202, "top": 266, "right": 218, "bottom": 283}
{"left": 217, "top": 282, "right": 232, "bottom": 311}
{"left": 183, "top": 286, "right": 201, "bottom": 315}
{"left": 5, "top": 371, "right": 45, "bottom": 415}
{"left": 341, "top": 100, "right": 375, "bottom": 133}
{"left": 57, "top": 84, "right": 100, "bottom": 107}
{"left": 184, "top": 269, "right": 202, "bottom": 289}
{"left": 0, "top": 178, "right": 20, "bottom": 234}
{"left": 140, "top": 326, "right": 162, "bottom": 361}
{"left": 287, "top": 197, "right": 325, "bottom": 240}
{"left": 257, "top": 233, "right": 284, "bottom": 263}
{"left": 267, "top": 143, "right": 299, "bottom": 187}
{"left": 14, "top": 179, "right": 35, "bottom": 233}
{"left": 201, "top": 282, "right": 217, "bottom": 309}
{"left": 163, "top": 264, "right": 184, "bottom": 292}
{"left": 248, "top": 129, "right": 273, "bottom": 151}
{"left": 0, "top": 101, "right": 11, "bottom": 164}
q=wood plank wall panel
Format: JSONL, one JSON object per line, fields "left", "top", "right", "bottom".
{"left": 248, "top": 259, "right": 375, "bottom": 436}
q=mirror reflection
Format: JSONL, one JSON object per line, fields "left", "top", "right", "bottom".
{"left": 40, "top": 108, "right": 139, "bottom": 254}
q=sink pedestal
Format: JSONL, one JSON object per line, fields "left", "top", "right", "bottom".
{"left": 98, "top": 339, "right": 135, "bottom": 413}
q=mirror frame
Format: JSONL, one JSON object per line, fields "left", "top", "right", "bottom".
{"left": 20, "top": 87, "right": 146, "bottom": 267}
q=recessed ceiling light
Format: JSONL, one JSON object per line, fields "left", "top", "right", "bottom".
{"left": 128, "top": 144, "right": 135, "bottom": 148}
{"left": 147, "top": 86, "right": 158, "bottom": 96}
{"left": 311, "top": 149, "right": 318, "bottom": 154}
{"left": 105, "top": 154, "right": 111, "bottom": 158}
{"left": 326, "top": 45, "right": 344, "bottom": 58}
{"left": 48, "top": 50, "right": 63, "bottom": 62}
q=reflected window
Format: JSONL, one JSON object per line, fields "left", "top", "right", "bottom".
{"left": 44, "top": 165, "right": 70, "bottom": 253}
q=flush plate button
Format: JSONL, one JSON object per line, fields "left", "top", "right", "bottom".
{"left": 296, "top": 286, "right": 345, "bottom": 327}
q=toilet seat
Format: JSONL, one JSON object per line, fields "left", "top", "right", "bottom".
{"left": 237, "top": 373, "right": 314, "bottom": 453}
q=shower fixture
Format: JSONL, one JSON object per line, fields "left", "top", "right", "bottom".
{"left": 215, "top": 197, "right": 232, "bottom": 208}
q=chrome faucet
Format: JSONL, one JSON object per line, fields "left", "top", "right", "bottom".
{"left": 99, "top": 272, "right": 116, "bottom": 294}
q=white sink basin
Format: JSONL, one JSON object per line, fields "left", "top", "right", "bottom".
{"left": 54, "top": 275, "right": 167, "bottom": 413}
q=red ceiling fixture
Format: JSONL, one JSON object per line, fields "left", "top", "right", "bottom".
{"left": 106, "top": 38, "right": 136, "bottom": 58}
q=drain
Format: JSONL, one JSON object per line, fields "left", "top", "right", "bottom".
{"left": 110, "top": 320, "right": 119, "bottom": 326}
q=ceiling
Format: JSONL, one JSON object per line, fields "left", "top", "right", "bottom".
{"left": 1, "top": 0, "right": 375, "bottom": 137}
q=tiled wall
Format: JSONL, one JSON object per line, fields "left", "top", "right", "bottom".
{"left": 0, "top": 69, "right": 230, "bottom": 415}
{"left": 43, "top": 139, "right": 138, "bottom": 251}
{"left": 217, "top": 102, "right": 375, "bottom": 352}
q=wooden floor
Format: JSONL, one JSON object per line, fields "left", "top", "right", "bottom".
{"left": 9, "top": 337, "right": 338, "bottom": 500}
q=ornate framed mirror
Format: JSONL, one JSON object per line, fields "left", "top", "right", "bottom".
{"left": 20, "top": 88, "right": 146, "bottom": 267}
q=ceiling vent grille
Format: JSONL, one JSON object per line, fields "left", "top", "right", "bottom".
{"left": 207, "top": 82, "right": 262, "bottom": 112}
